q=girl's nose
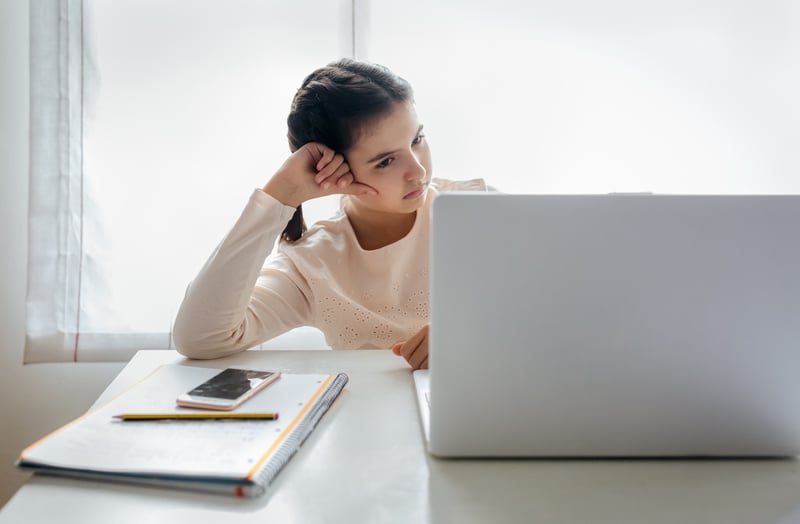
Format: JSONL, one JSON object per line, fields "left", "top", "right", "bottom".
{"left": 406, "top": 154, "right": 426, "bottom": 181}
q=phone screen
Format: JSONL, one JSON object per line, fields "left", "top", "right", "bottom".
{"left": 186, "top": 369, "right": 277, "bottom": 400}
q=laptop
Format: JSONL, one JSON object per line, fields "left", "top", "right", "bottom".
{"left": 415, "top": 193, "right": 800, "bottom": 457}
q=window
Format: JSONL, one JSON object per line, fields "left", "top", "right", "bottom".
{"left": 27, "top": 0, "right": 800, "bottom": 362}
{"left": 365, "top": 0, "right": 800, "bottom": 194}
{"left": 27, "top": 0, "right": 351, "bottom": 362}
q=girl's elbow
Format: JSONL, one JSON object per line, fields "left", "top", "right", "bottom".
{"left": 173, "top": 322, "right": 247, "bottom": 360}
{"left": 173, "top": 319, "right": 218, "bottom": 359}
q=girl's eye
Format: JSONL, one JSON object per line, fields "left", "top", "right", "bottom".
{"left": 376, "top": 157, "right": 394, "bottom": 169}
{"left": 412, "top": 134, "right": 425, "bottom": 146}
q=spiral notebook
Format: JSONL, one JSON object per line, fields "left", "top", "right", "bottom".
{"left": 17, "top": 364, "right": 348, "bottom": 497}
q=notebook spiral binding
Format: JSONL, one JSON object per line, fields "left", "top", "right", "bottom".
{"left": 250, "top": 372, "right": 349, "bottom": 496}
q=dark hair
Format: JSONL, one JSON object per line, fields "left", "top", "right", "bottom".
{"left": 281, "top": 58, "right": 414, "bottom": 241}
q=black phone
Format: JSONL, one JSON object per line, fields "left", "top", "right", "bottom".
{"left": 175, "top": 368, "right": 281, "bottom": 410}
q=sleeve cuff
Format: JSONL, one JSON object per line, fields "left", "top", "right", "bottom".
{"left": 250, "top": 188, "right": 298, "bottom": 226}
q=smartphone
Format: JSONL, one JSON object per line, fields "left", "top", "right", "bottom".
{"left": 176, "top": 368, "right": 281, "bottom": 410}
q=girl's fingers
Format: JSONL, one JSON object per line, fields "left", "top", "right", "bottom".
{"left": 408, "top": 340, "right": 428, "bottom": 370}
{"left": 314, "top": 145, "right": 336, "bottom": 172}
{"left": 330, "top": 161, "right": 353, "bottom": 185}
{"left": 405, "top": 342, "right": 427, "bottom": 370}
{"left": 315, "top": 153, "right": 345, "bottom": 184}
{"left": 394, "top": 325, "right": 430, "bottom": 370}
{"left": 302, "top": 143, "right": 377, "bottom": 196}
{"left": 320, "top": 159, "right": 356, "bottom": 190}
{"left": 336, "top": 173, "right": 354, "bottom": 188}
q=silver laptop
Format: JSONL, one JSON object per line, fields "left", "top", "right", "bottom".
{"left": 414, "top": 193, "right": 800, "bottom": 457}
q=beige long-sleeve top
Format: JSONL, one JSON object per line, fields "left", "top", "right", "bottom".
{"left": 173, "top": 178, "right": 487, "bottom": 359}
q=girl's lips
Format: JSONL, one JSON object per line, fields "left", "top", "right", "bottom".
{"left": 404, "top": 185, "right": 427, "bottom": 200}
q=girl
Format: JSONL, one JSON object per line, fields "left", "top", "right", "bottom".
{"left": 173, "top": 59, "right": 487, "bottom": 370}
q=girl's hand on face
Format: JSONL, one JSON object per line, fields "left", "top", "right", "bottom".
{"left": 263, "top": 142, "right": 376, "bottom": 208}
{"left": 391, "top": 324, "right": 429, "bottom": 370}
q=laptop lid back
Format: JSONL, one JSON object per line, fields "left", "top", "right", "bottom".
{"left": 428, "top": 193, "right": 800, "bottom": 457}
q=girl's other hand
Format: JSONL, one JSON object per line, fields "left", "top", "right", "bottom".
{"left": 263, "top": 142, "right": 376, "bottom": 208}
{"left": 392, "top": 324, "right": 429, "bottom": 370}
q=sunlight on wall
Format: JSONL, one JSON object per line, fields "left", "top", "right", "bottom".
{"left": 367, "top": 0, "right": 800, "bottom": 195}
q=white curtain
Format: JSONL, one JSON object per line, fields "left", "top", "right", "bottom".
{"left": 26, "top": 0, "right": 800, "bottom": 363}
{"left": 27, "top": 0, "right": 90, "bottom": 362}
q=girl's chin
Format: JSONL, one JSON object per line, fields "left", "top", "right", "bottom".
{"left": 347, "top": 191, "right": 427, "bottom": 215}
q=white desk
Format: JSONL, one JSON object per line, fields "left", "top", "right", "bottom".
{"left": 3, "top": 349, "right": 800, "bottom": 523}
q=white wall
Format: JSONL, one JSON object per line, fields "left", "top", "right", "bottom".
{"left": 0, "top": 1, "right": 125, "bottom": 508}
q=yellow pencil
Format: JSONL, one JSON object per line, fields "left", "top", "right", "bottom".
{"left": 113, "top": 412, "right": 279, "bottom": 421}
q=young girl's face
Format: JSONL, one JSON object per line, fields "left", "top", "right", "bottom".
{"left": 345, "top": 101, "right": 432, "bottom": 215}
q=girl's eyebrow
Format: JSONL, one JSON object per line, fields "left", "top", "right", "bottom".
{"left": 365, "top": 125, "right": 425, "bottom": 164}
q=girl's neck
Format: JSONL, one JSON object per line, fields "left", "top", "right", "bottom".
{"left": 344, "top": 200, "right": 418, "bottom": 251}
